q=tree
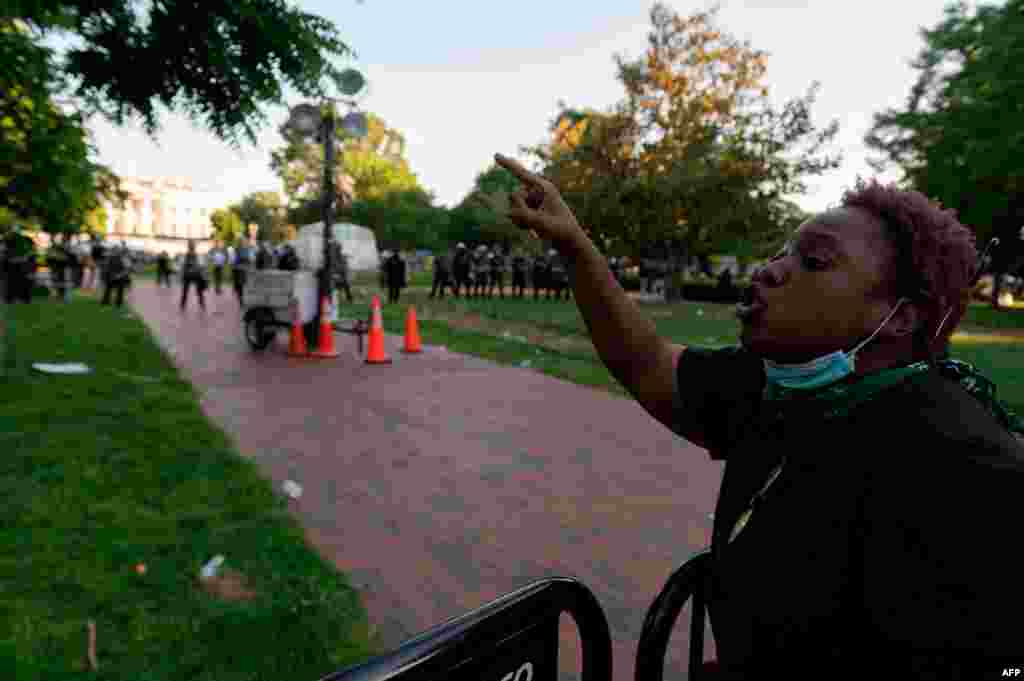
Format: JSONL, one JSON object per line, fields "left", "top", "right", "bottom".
{"left": 343, "top": 187, "right": 445, "bottom": 253}
{"left": 270, "top": 112, "right": 421, "bottom": 215}
{"left": 10, "top": 0, "right": 358, "bottom": 149}
{"left": 1, "top": 18, "right": 127, "bottom": 237}
{"left": 519, "top": 2, "right": 840, "bottom": 287}
{"left": 82, "top": 203, "right": 108, "bottom": 236}
{"left": 231, "top": 191, "right": 285, "bottom": 243}
{"left": 453, "top": 162, "right": 540, "bottom": 251}
{"left": 210, "top": 207, "right": 244, "bottom": 245}
{"left": 865, "top": 0, "right": 1024, "bottom": 308}
{"left": 441, "top": 202, "right": 490, "bottom": 250}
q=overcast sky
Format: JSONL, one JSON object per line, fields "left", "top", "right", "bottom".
{"left": 69, "top": 0, "right": 954, "bottom": 214}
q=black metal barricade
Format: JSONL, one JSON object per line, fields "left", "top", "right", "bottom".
{"left": 318, "top": 577, "right": 613, "bottom": 681}
{"left": 635, "top": 551, "right": 713, "bottom": 681}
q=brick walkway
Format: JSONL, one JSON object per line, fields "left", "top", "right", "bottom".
{"left": 130, "top": 281, "right": 723, "bottom": 681}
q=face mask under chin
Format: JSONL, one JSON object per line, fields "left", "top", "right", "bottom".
{"left": 760, "top": 298, "right": 910, "bottom": 391}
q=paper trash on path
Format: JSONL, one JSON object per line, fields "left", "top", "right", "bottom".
{"left": 32, "top": 362, "right": 92, "bottom": 375}
{"left": 282, "top": 479, "right": 303, "bottom": 499}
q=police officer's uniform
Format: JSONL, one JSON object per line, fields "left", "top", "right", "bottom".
{"left": 511, "top": 252, "right": 528, "bottom": 298}
{"left": 211, "top": 247, "right": 226, "bottom": 294}
{"left": 102, "top": 246, "right": 132, "bottom": 307}
{"left": 331, "top": 242, "right": 354, "bottom": 303}
{"left": 472, "top": 247, "right": 489, "bottom": 298}
{"left": 430, "top": 251, "right": 452, "bottom": 299}
{"left": 254, "top": 243, "right": 272, "bottom": 270}
{"left": 531, "top": 253, "right": 549, "bottom": 300}
{"left": 232, "top": 242, "right": 251, "bottom": 304}
{"left": 4, "top": 229, "right": 36, "bottom": 303}
{"left": 385, "top": 251, "right": 406, "bottom": 304}
{"left": 548, "top": 250, "right": 570, "bottom": 301}
{"left": 157, "top": 251, "right": 173, "bottom": 287}
{"left": 180, "top": 248, "right": 207, "bottom": 311}
{"left": 608, "top": 256, "right": 624, "bottom": 284}
{"left": 452, "top": 243, "right": 471, "bottom": 298}
{"left": 90, "top": 239, "right": 107, "bottom": 291}
{"left": 489, "top": 249, "right": 507, "bottom": 299}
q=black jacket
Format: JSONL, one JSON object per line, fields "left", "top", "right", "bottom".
{"left": 385, "top": 255, "right": 406, "bottom": 287}
{"left": 674, "top": 345, "right": 1024, "bottom": 678}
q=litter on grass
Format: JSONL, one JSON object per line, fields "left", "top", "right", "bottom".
{"left": 32, "top": 362, "right": 91, "bottom": 374}
{"left": 199, "top": 555, "right": 226, "bottom": 579}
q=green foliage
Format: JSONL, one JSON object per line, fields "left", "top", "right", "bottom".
{"left": 865, "top": 0, "right": 1024, "bottom": 268}
{"left": 343, "top": 188, "right": 447, "bottom": 252}
{"left": 516, "top": 2, "right": 840, "bottom": 261}
{"left": 12, "top": 0, "right": 358, "bottom": 148}
{"left": 210, "top": 207, "right": 244, "bottom": 245}
{"left": 5, "top": 0, "right": 357, "bottom": 236}
{"left": 448, "top": 163, "right": 537, "bottom": 250}
{"left": 270, "top": 112, "right": 420, "bottom": 212}
{"left": 270, "top": 110, "right": 432, "bottom": 250}
{"left": 342, "top": 146, "right": 423, "bottom": 203}
{"left": 231, "top": 191, "right": 284, "bottom": 243}
{"left": 0, "top": 19, "right": 127, "bottom": 235}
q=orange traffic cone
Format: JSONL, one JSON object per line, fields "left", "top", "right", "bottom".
{"left": 287, "top": 297, "right": 308, "bottom": 357}
{"left": 312, "top": 295, "right": 340, "bottom": 358}
{"left": 402, "top": 306, "right": 422, "bottom": 354}
{"left": 365, "top": 296, "right": 392, "bottom": 364}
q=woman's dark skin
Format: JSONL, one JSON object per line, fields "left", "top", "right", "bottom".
{"left": 492, "top": 153, "right": 924, "bottom": 449}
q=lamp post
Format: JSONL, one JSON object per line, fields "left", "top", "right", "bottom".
{"left": 281, "top": 69, "right": 368, "bottom": 345}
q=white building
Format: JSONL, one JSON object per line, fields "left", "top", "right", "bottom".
{"left": 100, "top": 176, "right": 230, "bottom": 255}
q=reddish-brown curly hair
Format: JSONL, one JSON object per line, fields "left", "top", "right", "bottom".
{"left": 839, "top": 178, "right": 979, "bottom": 361}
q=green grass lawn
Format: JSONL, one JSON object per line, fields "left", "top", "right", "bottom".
{"left": 343, "top": 275, "right": 1024, "bottom": 416}
{"left": 1, "top": 293, "right": 380, "bottom": 680}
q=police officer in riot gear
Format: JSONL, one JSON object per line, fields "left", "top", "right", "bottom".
{"left": 511, "top": 249, "right": 528, "bottom": 298}
{"left": 180, "top": 239, "right": 208, "bottom": 311}
{"left": 254, "top": 242, "right": 272, "bottom": 270}
{"left": 430, "top": 250, "right": 452, "bottom": 299}
{"left": 608, "top": 256, "right": 624, "bottom": 284}
{"left": 489, "top": 247, "right": 507, "bottom": 299}
{"left": 452, "top": 243, "right": 471, "bottom": 298}
{"left": 547, "top": 249, "right": 570, "bottom": 300}
{"left": 232, "top": 239, "right": 252, "bottom": 305}
{"left": 531, "top": 251, "right": 549, "bottom": 301}
{"left": 385, "top": 250, "right": 407, "bottom": 304}
{"left": 330, "top": 240, "right": 354, "bottom": 303}
{"left": 101, "top": 244, "right": 132, "bottom": 307}
{"left": 3, "top": 226, "right": 36, "bottom": 304}
{"left": 472, "top": 245, "right": 489, "bottom": 298}
{"left": 157, "top": 251, "right": 173, "bottom": 288}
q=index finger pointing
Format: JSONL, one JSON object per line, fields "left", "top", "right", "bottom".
{"left": 494, "top": 154, "right": 539, "bottom": 186}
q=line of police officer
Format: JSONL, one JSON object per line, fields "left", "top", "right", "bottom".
{"left": 1, "top": 228, "right": 140, "bottom": 306}
{"left": 428, "top": 243, "right": 611, "bottom": 301}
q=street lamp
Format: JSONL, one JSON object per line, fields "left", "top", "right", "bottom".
{"left": 281, "top": 68, "right": 368, "bottom": 345}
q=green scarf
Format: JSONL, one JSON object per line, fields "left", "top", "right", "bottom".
{"left": 763, "top": 358, "right": 1024, "bottom": 437}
